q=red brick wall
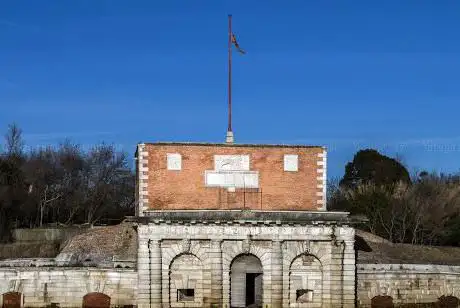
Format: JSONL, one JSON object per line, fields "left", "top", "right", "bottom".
{"left": 139, "top": 143, "right": 325, "bottom": 211}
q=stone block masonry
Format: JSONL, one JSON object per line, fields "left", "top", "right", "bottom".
{"left": 136, "top": 212, "right": 356, "bottom": 308}
{"left": 1, "top": 224, "right": 460, "bottom": 307}
{"left": 357, "top": 264, "right": 460, "bottom": 307}
{"left": 0, "top": 268, "right": 137, "bottom": 308}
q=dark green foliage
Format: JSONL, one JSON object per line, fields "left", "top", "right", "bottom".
{"left": 330, "top": 149, "right": 460, "bottom": 247}
{"left": 340, "top": 149, "right": 411, "bottom": 188}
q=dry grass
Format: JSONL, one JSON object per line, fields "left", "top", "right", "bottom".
{"left": 58, "top": 222, "right": 137, "bottom": 265}
{"left": 357, "top": 230, "right": 460, "bottom": 265}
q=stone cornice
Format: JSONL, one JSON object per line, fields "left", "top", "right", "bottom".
{"left": 126, "top": 210, "right": 366, "bottom": 225}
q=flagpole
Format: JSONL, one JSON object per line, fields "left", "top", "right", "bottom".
{"left": 226, "top": 14, "right": 234, "bottom": 143}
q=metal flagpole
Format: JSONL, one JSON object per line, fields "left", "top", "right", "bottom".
{"left": 226, "top": 14, "right": 234, "bottom": 143}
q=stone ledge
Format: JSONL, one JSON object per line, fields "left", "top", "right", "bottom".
{"left": 358, "top": 263, "right": 460, "bottom": 273}
{"left": 128, "top": 210, "right": 365, "bottom": 225}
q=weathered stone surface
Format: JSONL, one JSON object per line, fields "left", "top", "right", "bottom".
{"left": 1, "top": 220, "right": 459, "bottom": 308}
{"left": 0, "top": 268, "right": 136, "bottom": 307}
{"left": 357, "top": 264, "right": 460, "bottom": 307}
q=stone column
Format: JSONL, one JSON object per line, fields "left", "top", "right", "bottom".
{"left": 271, "top": 240, "right": 283, "bottom": 308}
{"left": 210, "top": 239, "right": 223, "bottom": 307}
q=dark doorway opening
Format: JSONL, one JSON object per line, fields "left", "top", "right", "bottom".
{"left": 245, "top": 273, "right": 262, "bottom": 307}
{"left": 177, "top": 289, "right": 195, "bottom": 302}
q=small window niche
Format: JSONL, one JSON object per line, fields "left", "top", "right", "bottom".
{"left": 167, "top": 153, "right": 182, "bottom": 171}
{"left": 284, "top": 154, "right": 298, "bottom": 172}
{"left": 177, "top": 289, "right": 195, "bottom": 302}
{"left": 296, "top": 289, "right": 313, "bottom": 303}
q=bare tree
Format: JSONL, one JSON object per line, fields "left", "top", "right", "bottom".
{"left": 0, "top": 124, "right": 135, "bottom": 239}
{"left": 4, "top": 123, "right": 24, "bottom": 156}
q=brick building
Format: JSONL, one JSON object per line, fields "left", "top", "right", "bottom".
{"left": 135, "top": 142, "right": 327, "bottom": 212}
{"left": 134, "top": 141, "right": 357, "bottom": 308}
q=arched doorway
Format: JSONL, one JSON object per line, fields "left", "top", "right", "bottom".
{"left": 230, "top": 254, "right": 263, "bottom": 308}
{"left": 2, "top": 292, "right": 21, "bottom": 308}
{"left": 82, "top": 292, "right": 110, "bottom": 308}
{"left": 289, "top": 254, "right": 323, "bottom": 306}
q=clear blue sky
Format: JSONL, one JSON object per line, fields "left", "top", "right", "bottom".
{"left": 1, "top": 0, "right": 460, "bottom": 178}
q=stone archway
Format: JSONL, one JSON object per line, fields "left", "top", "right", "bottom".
{"left": 230, "top": 254, "right": 263, "bottom": 308}
{"left": 169, "top": 253, "right": 203, "bottom": 307}
{"left": 82, "top": 292, "right": 110, "bottom": 308}
{"left": 2, "top": 292, "right": 21, "bottom": 308}
{"left": 289, "top": 254, "right": 323, "bottom": 306}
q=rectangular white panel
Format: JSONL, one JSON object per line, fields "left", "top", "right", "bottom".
{"left": 214, "top": 155, "right": 250, "bottom": 171}
{"left": 205, "top": 171, "right": 259, "bottom": 188}
{"left": 284, "top": 154, "right": 298, "bottom": 172}
{"left": 167, "top": 153, "right": 182, "bottom": 170}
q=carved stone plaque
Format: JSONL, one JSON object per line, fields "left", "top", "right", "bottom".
{"left": 214, "top": 155, "right": 250, "bottom": 171}
{"left": 167, "top": 153, "right": 182, "bottom": 170}
{"left": 284, "top": 154, "right": 298, "bottom": 172}
{"left": 205, "top": 171, "right": 259, "bottom": 188}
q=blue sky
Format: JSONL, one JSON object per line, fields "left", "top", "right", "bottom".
{"left": 1, "top": 0, "right": 460, "bottom": 178}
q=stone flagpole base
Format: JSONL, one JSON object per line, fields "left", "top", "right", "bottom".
{"left": 226, "top": 131, "right": 234, "bottom": 144}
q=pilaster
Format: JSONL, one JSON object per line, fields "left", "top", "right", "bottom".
{"left": 210, "top": 239, "right": 223, "bottom": 307}
{"left": 271, "top": 240, "right": 283, "bottom": 308}
{"left": 150, "top": 239, "right": 162, "bottom": 308}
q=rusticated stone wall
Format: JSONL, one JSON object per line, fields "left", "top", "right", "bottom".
{"left": 137, "top": 221, "right": 356, "bottom": 308}
{"left": 0, "top": 268, "right": 137, "bottom": 307}
{"left": 1, "top": 223, "right": 460, "bottom": 307}
{"left": 357, "top": 264, "right": 460, "bottom": 307}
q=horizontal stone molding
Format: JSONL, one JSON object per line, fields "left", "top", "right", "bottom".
{"left": 358, "top": 263, "right": 460, "bottom": 274}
